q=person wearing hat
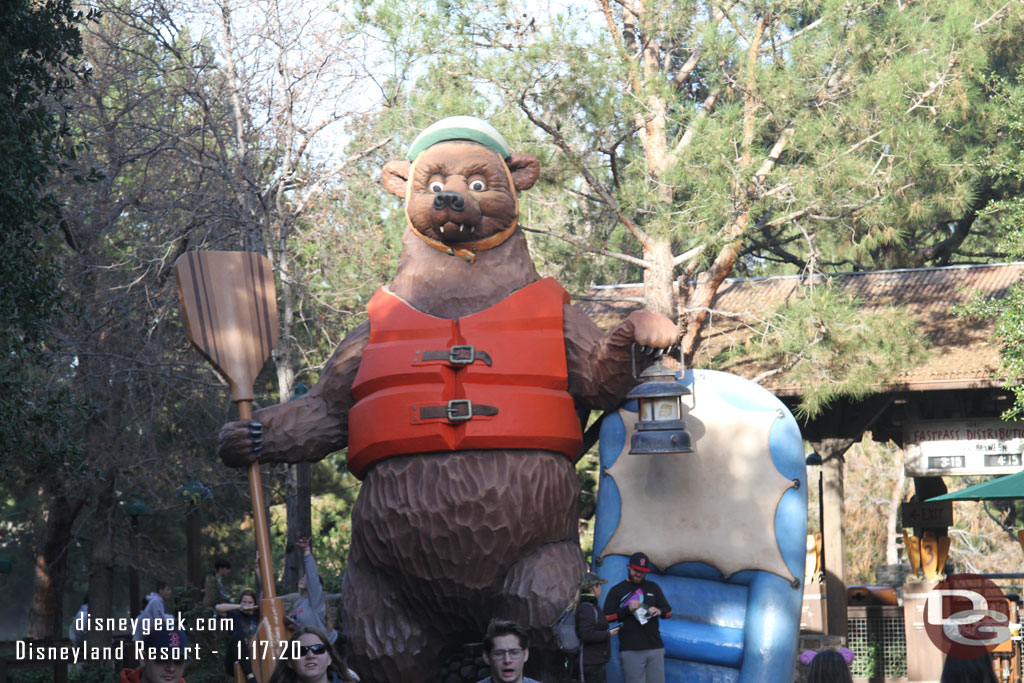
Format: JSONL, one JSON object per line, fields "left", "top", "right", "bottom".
{"left": 576, "top": 572, "right": 618, "bottom": 683}
{"left": 119, "top": 628, "right": 190, "bottom": 683}
{"left": 602, "top": 552, "right": 672, "bottom": 683}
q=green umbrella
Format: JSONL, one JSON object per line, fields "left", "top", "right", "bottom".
{"left": 927, "top": 470, "right": 1024, "bottom": 501}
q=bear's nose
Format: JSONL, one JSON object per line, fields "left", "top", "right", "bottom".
{"left": 433, "top": 190, "right": 465, "bottom": 212}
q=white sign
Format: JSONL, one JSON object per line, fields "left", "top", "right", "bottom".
{"left": 905, "top": 419, "right": 1024, "bottom": 476}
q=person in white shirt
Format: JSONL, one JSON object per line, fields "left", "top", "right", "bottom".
{"left": 133, "top": 581, "right": 173, "bottom": 641}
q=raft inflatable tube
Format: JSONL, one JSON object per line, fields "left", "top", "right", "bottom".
{"left": 593, "top": 369, "right": 807, "bottom": 683}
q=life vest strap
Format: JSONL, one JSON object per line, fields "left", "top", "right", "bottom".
{"left": 418, "top": 399, "right": 499, "bottom": 422}
{"left": 417, "top": 344, "right": 493, "bottom": 367}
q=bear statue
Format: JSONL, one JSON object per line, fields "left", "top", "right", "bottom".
{"left": 218, "top": 116, "right": 677, "bottom": 682}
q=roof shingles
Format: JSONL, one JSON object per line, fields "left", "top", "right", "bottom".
{"left": 579, "top": 263, "right": 1024, "bottom": 396}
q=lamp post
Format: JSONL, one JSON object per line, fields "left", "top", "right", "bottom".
{"left": 625, "top": 359, "right": 694, "bottom": 455}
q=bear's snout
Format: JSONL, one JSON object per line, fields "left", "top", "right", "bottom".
{"left": 432, "top": 190, "right": 465, "bottom": 212}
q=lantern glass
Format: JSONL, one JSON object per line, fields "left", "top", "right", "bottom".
{"left": 653, "top": 396, "right": 680, "bottom": 421}
{"left": 639, "top": 398, "right": 652, "bottom": 422}
{"left": 640, "top": 396, "right": 681, "bottom": 422}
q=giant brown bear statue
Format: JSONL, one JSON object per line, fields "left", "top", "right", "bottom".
{"left": 218, "top": 116, "right": 677, "bottom": 682}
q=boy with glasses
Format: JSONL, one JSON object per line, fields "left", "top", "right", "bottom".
{"left": 477, "top": 619, "right": 540, "bottom": 683}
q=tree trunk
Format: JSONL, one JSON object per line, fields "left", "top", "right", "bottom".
{"left": 681, "top": 233, "right": 745, "bottom": 366}
{"left": 272, "top": 233, "right": 311, "bottom": 592}
{"left": 642, "top": 237, "right": 677, "bottom": 320}
{"left": 283, "top": 464, "right": 313, "bottom": 592}
{"left": 86, "top": 481, "right": 116, "bottom": 649}
{"left": 29, "top": 479, "right": 85, "bottom": 638}
{"left": 129, "top": 515, "right": 141, "bottom": 617}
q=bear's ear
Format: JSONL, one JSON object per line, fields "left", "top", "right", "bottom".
{"left": 507, "top": 153, "right": 540, "bottom": 192}
{"left": 381, "top": 160, "right": 412, "bottom": 197}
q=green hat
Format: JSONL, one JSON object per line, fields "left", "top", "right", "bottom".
{"left": 407, "top": 116, "right": 510, "bottom": 161}
{"left": 580, "top": 571, "right": 608, "bottom": 592}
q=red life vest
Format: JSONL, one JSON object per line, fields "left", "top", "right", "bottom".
{"left": 347, "top": 277, "right": 583, "bottom": 479}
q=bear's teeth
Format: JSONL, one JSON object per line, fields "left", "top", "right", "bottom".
{"left": 439, "top": 226, "right": 445, "bottom": 234}
{"left": 470, "top": 226, "right": 476, "bottom": 233}
{"left": 459, "top": 224, "right": 465, "bottom": 232}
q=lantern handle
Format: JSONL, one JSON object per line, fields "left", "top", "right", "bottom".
{"left": 680, "top": 342, "right": 695, "bottom": 410}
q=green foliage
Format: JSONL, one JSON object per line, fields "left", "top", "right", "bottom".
{"left": 268, "top": 458, "right": 359, "bottom": 590}
{"left": 69, "top": 662, "right": 117, "bottom": 683}
{"left": 724, "top": 281, "right": 929, "bottom": 417}
{"left": 847, "top": 634, "right": 906, "bottom": 679}
{"left": 0, "top": 0, "right": 88, "bottom": 459}
{"left": 954, "top": 66, "right": 1024, "bottom": 418}
{"left": 6, "top": 669, "right": 54, "bottom": 683}
{"left": 371, "top": 0, "right": 1022, "bottom": 271}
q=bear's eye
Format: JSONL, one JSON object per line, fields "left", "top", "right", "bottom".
{"left": 429, "top": 181, "right": 444, "bottom": 193}
{"left": 469, "top": 180, "right": 486, "bottom": 192}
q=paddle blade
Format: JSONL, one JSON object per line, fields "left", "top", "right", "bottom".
{"left": 174, "top": 251, "right": 279, "bottom": 401}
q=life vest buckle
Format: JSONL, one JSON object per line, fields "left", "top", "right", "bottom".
{"left": 447, "top": 399, "right": 473, "bottom": 422}
{"left": 448, "top": 345, "right": 476, "bottom": 365}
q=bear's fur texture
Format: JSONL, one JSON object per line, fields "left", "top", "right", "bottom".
{"left": 218, "top": 139, "right": 677, "bottom": 682}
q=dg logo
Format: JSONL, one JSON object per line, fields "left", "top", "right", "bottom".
{"left": 924, "top": 573, "right": 1013, "bottom": 659}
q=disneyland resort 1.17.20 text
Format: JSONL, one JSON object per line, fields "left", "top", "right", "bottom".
{"left": 14, "top": 613, "right": 230, "bottom": 664}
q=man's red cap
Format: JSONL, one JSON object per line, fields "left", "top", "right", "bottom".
{"left": 628, "top": 552, "right": 652, "bottom": 572}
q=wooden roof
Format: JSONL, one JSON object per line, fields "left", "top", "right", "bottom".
{"left": 579, "top": 262, "right": 1024, "bottom": 396}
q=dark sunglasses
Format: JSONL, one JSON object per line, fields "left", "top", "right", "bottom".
{"left": 299, "top": 643, "right": 327, "bottom": 656}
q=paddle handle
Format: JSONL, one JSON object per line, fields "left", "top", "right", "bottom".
{"left": 238, "top": 399, "right": 277, "bottom": 601}
{"left": 238, "top": 399, "right": 287, "bottom": 681}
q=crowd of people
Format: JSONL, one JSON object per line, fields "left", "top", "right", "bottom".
{"left": 107, "top": 544, "right": 1003, "bottom": 683}
{"left": 114, "top": 548, "right": 673, "bottom": 683}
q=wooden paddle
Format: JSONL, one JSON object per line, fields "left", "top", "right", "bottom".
{"left": 174, "top": 251, "right": 286, "bottom": 682}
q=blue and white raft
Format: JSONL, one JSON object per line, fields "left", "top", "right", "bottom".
{"left": 593, "top": 369, "right": 807, "bottom": 683}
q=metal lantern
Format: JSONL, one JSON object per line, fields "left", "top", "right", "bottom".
{"left": 626, "top": 359, "right": 694, "bottom": 455}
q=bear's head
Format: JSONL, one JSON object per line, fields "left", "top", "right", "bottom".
{"left": 382, "top": 116, "right": 540, "bottom": 262}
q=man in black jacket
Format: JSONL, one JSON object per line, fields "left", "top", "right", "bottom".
{"left": 576, "top": 572, "right": 619, "bottom": 683}
{"left": 602, "top": 552, "right": 672, "bottom": 683}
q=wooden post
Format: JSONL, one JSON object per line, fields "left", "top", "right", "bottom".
{"left": 814, "top": 438, "right": 855, "bottom": 639}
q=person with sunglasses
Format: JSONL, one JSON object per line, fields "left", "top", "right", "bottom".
{"left": 268, "top": 626, "right": 357, "bottom": 683}
{"left": 476, "top": 619, "right": 541, "bottom": 683}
